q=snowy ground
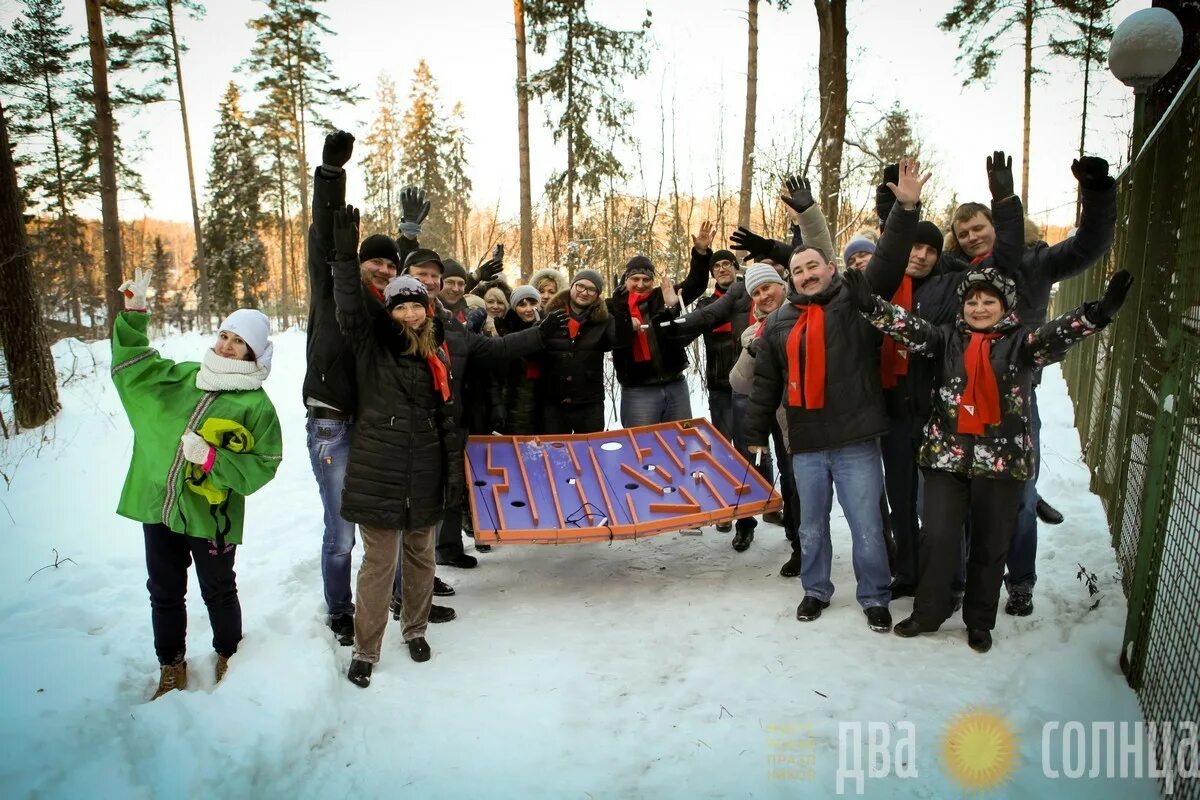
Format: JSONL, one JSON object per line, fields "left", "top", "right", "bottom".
{"left": 0, "top": 328, "right": 1158, "bottom": 799}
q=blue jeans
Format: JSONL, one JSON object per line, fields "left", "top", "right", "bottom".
{"left": 1006, "top": 392, "right": 1040, "bottom": 594}
{"left": 306, "top": 418, "right": 357, "bottom": 617}
{"left": 620, "top": 377, "right": 692, "bottom": 427}
{"left": 792, "top": 439, "right": 892, "bottom": 608}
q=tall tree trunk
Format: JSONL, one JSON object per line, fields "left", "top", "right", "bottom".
{"left": 85, "top": 0, "right": 124, "bottom": 326}
{"left": 0, "top": 100, "right": 61, "bottom": 429}
{"left": 1021, "top": 0, "right": 1034, "bottom": 208}
{"left": 738, "top": 0, "right": 758, "bottom": 229}
{"left": 40, "top": 68, "right": 82, "bottom": 327}
{"left": 514, "top": 0, "right": 534, "bottom": 281}
{"left": 166, "top": 0, "right": 208, "bottom": 327}
{"left": 276, "top": 146, "right": 291, "bottom": 328}
{"left": 814, "top": 0, "right": 848, "bottom": 233}
{"left": 564, "top": 13, "right": 575, "bottom": 247}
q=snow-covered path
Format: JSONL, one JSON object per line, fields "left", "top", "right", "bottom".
{"left": 0, "top": 329, "right": 1156, "bottom": 798}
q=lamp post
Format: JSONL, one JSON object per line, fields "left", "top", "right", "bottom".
{"left": 1108, "top": 8, "right": 1184, "bottom": 155}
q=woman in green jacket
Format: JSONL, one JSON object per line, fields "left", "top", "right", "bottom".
{"left": 111, "top": 269, "right": 283, "bottom": 700}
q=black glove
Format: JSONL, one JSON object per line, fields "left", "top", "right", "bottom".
{"left": 539, "top": 308, "right": 568, "bottom": 337}
{"left": 398, "top": 186, "right": 429, "bottom": 238}
{"left": 875, "top": 183, "right": 896, "bottom": 226}
{"left": 842, "top": 268, "right": 876, "bottom": 314}
{"left": 332, "top": 204, "right": 360, "bottom": 261}
{"left": 987, "top": 150, "right": 1014, "bottom": 200}
{"left": 1085, "top": 269, "right": 1133, "bottom": 325}
{"left": 1072, "top": 156, "right": 1114, "bottom": 191}
{"left": 465, "top": 306, "right": 488, "bottom": 334}
{"left": 882, "top": 163, "right": 899, "bottom": 187}
{"left": 322, "top": 130, "right": 354, "bottom": 169}
{"left": 729, "top": 226, "right": 772, "bottom": 263}
{"left": 779, "top": 175, "right": 815, "bottom": 214}
{"left": 474, "top": 257, "right": 504, "bottom": 283}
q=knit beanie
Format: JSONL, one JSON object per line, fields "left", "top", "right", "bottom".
{"left": 709, "top": 249, "right": 738, "bottom": 273}
{"left": 914, "top": 221, "right": 944, "bottom": 257}
{"left": 442, "top": 258, "right": 469, "bottom": 281}
{"left": 572, "top": 268, "right": 605, "bottom": 293}
{"left": 358, "top": 234, "right": 401, "bottom": 267}
{"left": 842, "top": 237, "right": 876, "bottom": 265}
{"left": 217, "top": 308, "right": 273, "bottom": 369}
{"left": 510, "top": 285, "right": 541, "bottom": 308}
{"left": 957, "top": 267, "right": 1017, "bottom": 311}
{"left": 383, "top": 275, "right": 429, "bottom": 311}
{"left": 743, "top": 263, "right": 787, "bottom": 297}
{"left": 622, "top": 255, "right": 656, "bottom": 280}
{"left": 403, "top": 248, "right": 444, "bottom": 274}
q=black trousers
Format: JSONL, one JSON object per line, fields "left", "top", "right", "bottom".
{"left": 914, "top": 470, "right": 1025, "bottom": 631}
{"left": 143, "top": 523, "right": 241, "bottom": 664}
{"left": 770, "top": 420, "right": 802, "bottom": 553}
{"left": 541, "top": 402, "right": 605, "bottom": 435}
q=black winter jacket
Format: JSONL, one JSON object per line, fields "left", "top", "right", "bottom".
{"left": 673, "top": 247, "right": 746, "bottom": 394}
{"left": 331, "top": 258, "right": 463, "bottom": 530}
{"left": 609, "top": 286, "right": 686, "bottom": 387}
{"left": 539, "top": 290, "right": 616, "bottom": 407}
{"left": 495, "top": 309, "right": 542, "bottom": 434}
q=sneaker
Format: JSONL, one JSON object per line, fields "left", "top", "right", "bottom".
{"left": 731, "top": 529, "right": 754, "bottom": 552}
{"left": 433, "top": 577, "right": 456, "bottom": 597}
{"left": 1005, "top": 591, "right": 1033, "bottom": 617}
{"left": 715, "top": 521, "right": 733, "bottom": 533}
{"left": 795, "top": 596, "right": 830, "bottom": 622}
{"left": 347, "top": 659, "right": 373, "bottom": 688}
{"left": 888, "top": 579, "right": 916, "bottom": 599}
{"left": 762, "top": 510, "right": 785, "bottom": 526}
{"left": 407, "top": 637, "right": 432, "bottom": 663}
{"left": 151, "top": 659, "right": 188, "bottom": 700}
{"left": 779, "top": 552, "right": 803, "bottom": 578}
{"left": 215, "top": 654, "right": 230, "bottom": 684}
{"left": 865, "top": 606, "right": 893, "bottom": 633}
{"left": 429, "top": 604, "right": 457, "bottom": 624}
{"left": 893, "top": 616, "right": 937, "bottom": 638}
{"left": 1036, "top": 497, "right": 1064, "bottom": 525}
{"left": 967, "top": 628, "right": 993, "bottom": 653}
{"left": 436, "top": 552, "right": 478, "bottom": 569}
{"left": 329, "top": 613, "right": 354, "bottom": 646}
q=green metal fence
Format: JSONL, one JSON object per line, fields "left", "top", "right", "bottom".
{"left": 1051, "top": 62, "right": 1200, "bottom": 797}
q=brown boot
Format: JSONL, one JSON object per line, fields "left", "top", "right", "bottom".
{"left": 215, "top": 654, "right": 230, "bottom": 684}
{"left": 152, "top": 660, "right": 188, "bottom": 700}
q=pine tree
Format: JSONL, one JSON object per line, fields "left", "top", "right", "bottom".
{"left": 398, "top": 60, "right": 453, "bottom": 255}
{"left": 202, "top": 83, "right": 269, "bottom": 317}
{"left": 253, "top": 82, "right": 299, "bottom": 323}
{"left": 361, "top": 75, "right": 404, "bottom": 237}
{"left": 873, "top": 104, "right": 921, "bottom": 168}
{"left": 526, "top": 0, "right": 651, "bottom": 245}
{"left": 444, "top": 102, "right": 473, "bottom": 259}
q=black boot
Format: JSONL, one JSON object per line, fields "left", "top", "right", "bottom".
{"left": 731, "top": 529, "right": 754, "bottom": 552}
{"left": 436, "top": 552, "right": 478, "bottom": 569}
{"left": 796, "top": 596, "right": 830, "bottom": 622}
{"left": 715, "top": 521, "right": 733, "bottom": 533}
{"left": 1005, "top": 591, "right": 1033, "bottom": 617}
{"left": 865, "top": 606, "right": 893, "bottom": 633}
{"left": 433, "top": 577, "right": 456, "bottom": 597}
{"left": 389, "top": 596, "right": 403, "bottom": 621}
{"left": 347, "top": 659, "right": 373, "bottom": 688}
{"left": 328, "top": 613, "right": 354, "bottom": 646}
{"left": 779, "top": 552, "right": 803, "bottom": 578}
{"left": 893, "top": 615, "right": 938, "bottom": 638}
{"left": 407, "top": 637, "right": 432, "bottom": 662}
{"left": 888, "top": 579, "right": 916, "bottom": 599}
{"left": 429, "top": 604, "right": 457, "bottom": 624}
{"left": 762, "top": 510, "right": 785, "bottom": 526}
{"left": 1036, "top": 497, "right": 1064, "bottom": 525}
{"left": 967, "top": 628, "right": 993, "bottom": 653}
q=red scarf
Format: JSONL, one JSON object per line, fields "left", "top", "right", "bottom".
{"left": 425, "top": 341, "right": 452, "bottom": 403}
{"left": 880, "top": 275, "right": 912, "bottom": 389}
{"left": 567, "top": 317, "right": 582, "bottom": 340}
{"left": 785, "top": 304, "right": 826, "bottom": 409}
{"left": 628, "top": 292, "right": 652, "bottom": 362}
{"left": 970, "top": 251, "right": 991, "bottom": 266}
{"left": 366, "top": 282, "right": 386, "bottom": 304}
{"left": 711, "top": 285, "right": 732, "bottom": 334}
{"left": 524, "top": 360, "right": 541, "bottom": 379}
{"left": 958, "top": 332, "right": 1002, "bottom": 434}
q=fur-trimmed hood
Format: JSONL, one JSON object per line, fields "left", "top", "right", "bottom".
{"left": 530, "top": 267, "right": 568, "bottom": 293}
{"left": 546, "top": 288, "right": 609, "bottom": 322}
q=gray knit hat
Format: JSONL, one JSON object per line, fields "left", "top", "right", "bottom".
{"left": 744, "top": 262, "right": 786, "bottom": 297}
{"left": 572, "top": 268, "right": 605, "bottom": 293}
{"left": 510, "top": 284, "right": 541, "bottom": 308}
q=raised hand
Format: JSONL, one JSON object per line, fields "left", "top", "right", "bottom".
{"left": 842, "top": 268, "right": 876, "bottom": 314}
{"left": 692, "top": 220, "right": 715, "bottom": 253}
{"left": 729, "top": 226, "right": 771, "bottom": 263}
{"left": 886, "top": 157, "right": 931, "bottom": 210}
{"left": 779, "top": 175, "right": 815, "bottom": 215}
{"left": 332, "top": 204, "right": 361, "bottom": 261}
{"left": 1086, "top": 269, "right": 1134, "bottom": 325}
{"left": 474, "top": 253, "right": 504, "bottom": 283}
{"left": 1072, "top": 156, "right": 1113, "bottom": 190}
{"left": 986, "top": 150, "right": 1014, "bottom": 200}
{"left": 322, "top": 130, "right": 354, "bottom": 169}
{"left": 398, "top": 186, "right": 430, "bottom": 239}
{"left": 661, "top": 275, "right": 679, "bottom": 307}
{"left": 117, "top": 267, "right": 153, "bottom": 311}
{"left": 539, "top": 308, "right": 569, "bottom": 336}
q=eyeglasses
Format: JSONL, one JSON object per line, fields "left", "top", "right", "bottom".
{"left": 572, "top": 284, "right": 598, "bottom": 296}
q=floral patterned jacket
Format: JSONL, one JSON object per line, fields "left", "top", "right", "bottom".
{"left": 864, "top": 301, "right": 1103, "bottom": 480}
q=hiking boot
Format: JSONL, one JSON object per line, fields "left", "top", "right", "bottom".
{"left": 347, "top": 659, "right": 373, "bottom": 688}
{"left": 151, "top": 659, "right": 187, "bottom": 700}
{"left": 1005, "top": 591, "right": 1033, "bottom": 617}
{"left": 407, "top": 637, "right": 432, "bottom": 663}
{"left": 429, "top": 605, "right": 457, "bottom": 624}
{"left": 888, "top": 579, "right": 916, "bottom": 599}
{"left": 762, "top": 510, "right": 785, "bottom": 526}
{"left": 779, "top": 552, "right": 803, "bottom": 578}
{"left": 795, "top": 597, "right": 830, "bottom": 622}
{"left": 433, "top": 577, "right": 456, "bottom": 597}
{"left": 731, "top": 529, "right": 754, "bottom": 552}
{"left": 865, "top": 606, "right": 893, "bottom": 633}
{"left": 968, "top": 628, "right": 993, "bottom": 653}
{"left": 893, "top": 616, "right": 938, "bottom": 638}
{"left": 715, "top": 521, "right": 733, "bottom": 533}
{"left": 215, "top": 654, "right": 230, "bottom": 683}
{"left": 436, "top": 552, "right": 478, "bottom": 569}
{"left": 1036, "top": 497, "right": 1064, "bottom": 525}
{"left": 329, "top": 613, "right": 354, "bottom": 646}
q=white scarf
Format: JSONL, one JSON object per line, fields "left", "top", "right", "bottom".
{"left": 196, "top": 349, "right": 269, "bottom": 392}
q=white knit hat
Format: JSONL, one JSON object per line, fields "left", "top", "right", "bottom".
{"left": 217, "top": 309, "right": 273, "bottom": 370}
{"left": 744, "top": 262, "right": 786, "bottom": 297}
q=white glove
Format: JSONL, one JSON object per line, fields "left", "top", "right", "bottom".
{"left": 180, "top": 430, "right": 213, "bottom": 467}
{"left": 118, "top": 268, "right": 153, "bottom": 311}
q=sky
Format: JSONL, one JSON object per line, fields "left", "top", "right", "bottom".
{"left": 0, "top": 0, "right": 1154, "bottom": 231}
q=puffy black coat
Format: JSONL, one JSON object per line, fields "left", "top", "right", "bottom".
{"left": 671, "top": 247, "right": 747, "bottom": 394}
{"left": 495, "top": 309, "right": 542, "bottom": 434}
{"left": 609, "top": 286, "right": 686, "bottom": 387}
{"left": 331, "top": 258, "right": 463, "bottom": 530}
{"left": 539, "top": 290, "right": 617, "bottom": 407}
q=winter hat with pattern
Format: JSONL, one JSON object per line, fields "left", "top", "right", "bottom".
{"left": 510, "top": 285, "right": 541, "bottom": 308}
{"left": 914, "top": 221, "right": 944, "bottom": 257}
{"left": 572, "top": 268, "right": 605, "bottom": 293}
{"left": 957, "top": 267, "right": 1017, "bottom": 311}
{"left": 842, "top": 237, "right": 876, "bottom": 265}
{"left": 217, "top": 308, "right": 272, "bottom": 368}
{"left": 358, "top": 234, "right": 401, "bottom": 267}
{"left": 744, "top": 263, "right": 787, "bottom": 297}
{"left": 622, "top": 255, "right": 656, "bottom": 280}
{"left": 383, "top": 275, "right": 429, "bottom": 311}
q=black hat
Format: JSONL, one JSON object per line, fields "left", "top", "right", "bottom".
{"left": 622, "top": 255, "right": 656, "bottom": 280}
{"left": 914, "top": 221, "right": 944, "bottom": 257}
{"left": 403, "top": 248, "right": 444, "bottom": 274}
{"left": 709, "top": 250, "right": 738, "bottom": 273}
{"left": 442, "top": 258, "right": 468, "bottom": 280}
{"left": 359, "top": 234, "right": 401, "bottom": 267}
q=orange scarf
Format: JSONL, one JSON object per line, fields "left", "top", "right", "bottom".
{"left": 880, "top": 275, "right": 912, "bottom": 388}
{"left": 567, "top": 317, "right": 582, "bottom": 340}
{"left": 711, "top": 285, "right": 732, "bottom": 334}
{"left": 426, "top": 342, "right": 452, "bottom": 403}
{"left": 627, "top": 292, "right": 652, "bottom": 362}
{"left": 958, "top": 332, "right": 1002, "bottom": 434}
{"left": 785, "top": 304, "right": 825, "bottom": 409}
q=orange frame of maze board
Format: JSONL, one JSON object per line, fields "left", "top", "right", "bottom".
{"left": 465, "top": 418, "right": 783, "bottom": 544}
